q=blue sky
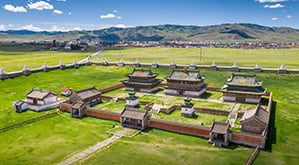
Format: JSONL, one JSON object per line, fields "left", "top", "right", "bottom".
{"left": 0, "top": 0, "right": 298, "bottom": 31}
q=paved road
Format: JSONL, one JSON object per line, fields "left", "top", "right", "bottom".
{"left": 57, "top": 128, "right": 131, "bottom": 165}
{"left": 78, "top": 50, "right": 102, "bottom": 64}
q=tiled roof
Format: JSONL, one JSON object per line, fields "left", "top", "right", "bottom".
{"left": 72, "top": 102, "right": 85, "bottom": 109}
{"left": 166, "top": 69, "right": 204, "bottom": 81}
{"left": 128, "top": 68, "right": 157, "bottom": 77}
{"left": 76, "top": 87, "right": 101, "bottom": 100}
{"left": 241, "top": 104, "right": 269, "bottom": 124}
{"left": 221, "top": 85, "right": 266, "bottom": 95}
{"left": 226, "top": 74, "right": 262, "bottom": 87}
{"left": 210, "top": 121, "right": 230, "bottom": 134}
{"left": 121, "top": 106, "right": 147, "bottom": 120}
{"left": 26, "top": 89, "right": 56, "bottom": 99}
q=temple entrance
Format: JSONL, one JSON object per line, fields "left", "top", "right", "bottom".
{"left": 216, "top": 134, "right": 224, "bottom": 140}
{"left": 33, "top": 99, "right": 37, "bottom": 105}
{"left": 209, "top": 121, "right": 230, "bottom": 147}
{"left": 236, "top": 96, "right": 245, "bottom": 102}
{"left": 179, "top": 90, "right": 184, "bottom": 95}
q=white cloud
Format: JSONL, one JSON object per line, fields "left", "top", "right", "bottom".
{"left": 56, "top": 0, "right": 67, "bottom": 1}
{"left": 3, "top": 4, "right": 27, "bottom": 13}
{"left": 72, "top": 27, "right": 82, "bottom": 31}
{"left": 117, "top": 16, "right": 122, "bottom": 19}
{"left": 100, "top": 13, "right": 116, "bottom": 19}
{"left": 272, "top": 17, "right": 279, "bottom": 21}
{"left": 53, "top": 9, "right": 63, "bottom": 14}
{"left": 256, "top": 0, "right": 288, "bottom": 3}
{"left": 113, "top": 10, "right": 118, "bottom": 13}
{"left": 68, "top": 12, "right": 72, "bottom": 15}
{"left": 114, "top": 24, "right": 126, "bottom": 28}
{"left": 22, "top": 24, "right": 42, "bottom": 31}
{"left": 0, "top": 24, "right": 5, "bottom": 30}
{"left": 286, "top": 15, "right": 292, "bottom": 18}
{"left": 264, "top": 3, "right": 285, "bottom": 8}
{"left": 28, "top": 1, "right": 54, "bottom": 10}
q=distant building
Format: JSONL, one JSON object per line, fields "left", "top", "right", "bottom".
{"left": 13, "top": 89, "right": 62, "bottom": 112}
{"left": 121, "top": 68, "right": 162, "bottom": 93}
{"left": 26, "top": 89, "right": 58, "bottom": 106}
{"left": 13, "top": 100, "right": 28, "bottom": 113}
{"left": 241, "top": 104, "right": 269, "bottom": 134}
{"left": 61, "top": 88, "right": 72, "bottom": 96}
{"left": 164, "top": 69, "right": 206, "bottom": 97}
{"left": 221, "top": 74, "right": 266, "bottom": 103}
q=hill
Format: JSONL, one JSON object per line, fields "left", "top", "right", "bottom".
{"left": 1, "top": 23, "right": 299, "bottom": 43}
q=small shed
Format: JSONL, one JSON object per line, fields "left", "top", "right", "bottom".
{"left": 209, "top": 121, "right": 231, "bottom": 147}
{"left": 13, "top": 100, "right": 28, "bottom": 113}
{"left": 120, "top": 106, "right": 149, "bottom": 130}
{"left": 241, "top": 104, "right": 269, "bottom": 134}
{"left": 61, "top": 88, "right": 72, "bottom": 96}
{"left": 26, "top": 89, "right": 57, "bottom": 105}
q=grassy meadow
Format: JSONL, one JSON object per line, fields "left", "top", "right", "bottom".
{"left": 0, "top": 51, "right": 91, "bottom": 72}
{"left": 0, "top": 48, "right": 299, "bottom": 164}
{"left": 96, "top": 47, "right": 299, "bottom": 69}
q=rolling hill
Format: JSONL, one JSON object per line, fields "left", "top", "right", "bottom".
{"left": 0, "top": 23, "right": 299, "bottom": 43}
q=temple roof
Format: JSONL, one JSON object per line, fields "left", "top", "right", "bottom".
{"left": 241, "top": 104, "right": 269, "bottom": 125}
{"left": 166, "top": 69, "right": 204, "bottom": 81}
{"left": 76, "top": 87, "right": 101, "bottom": 100}
{"left": 225, "top": 74, "right": 262, "bottom": 87}
{"left": 210, "top": 121, "right": 230, "bottom": 134}
{"left": 221, "top": 74, "right": 266, "bottom": 95}
{"left": 221, "top": 85, "right": 266, "bottom": 95}
{"left": 26, "top": 89, "right": 57, "bottom": 99}
{"left": 121, "top": 79, "right": 162, "bottom": 86}
{"left": 127, "top": 68, "right": 158, "bottom": 78}
{"left": 121, "top": 106, "right": 148, "bottom": 120}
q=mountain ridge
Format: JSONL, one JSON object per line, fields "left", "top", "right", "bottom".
{"left": 1, "top": 23, "right": 299, "bottom": 43}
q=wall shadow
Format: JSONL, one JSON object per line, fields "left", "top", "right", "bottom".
{"left": 264, "top": 101, "right": 277, "bottom": 152}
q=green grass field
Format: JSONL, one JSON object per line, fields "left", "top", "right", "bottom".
{"left": 0, "top": 48, "right": 299, "bottom": 164}
{"left": 0, "top": 51, "right": 91, "bottom": 72}
{"left": 96, "top": 47, "right": 299, "bottom": 69}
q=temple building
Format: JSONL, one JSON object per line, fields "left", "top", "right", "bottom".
{"left": 120, "top": 106, "right": 149, "bottom": 130}
{"left": 241, "top": 104, "right": 269, "bottom": 134}
{"left": 221, "top": 74, "right": 266, "bottom": 103}
{"left": 164, "top": 69, "right": 206, "bottom": 97}
{"left": 121, "top": 68, "right": 162, "bottom": 93}
{"left": 69, "top": 87, "right": 102, "bottom": 118}
{"left": 209, "top": 121, "right": 231, "bottom": 147}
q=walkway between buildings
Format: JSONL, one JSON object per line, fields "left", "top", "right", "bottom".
{"left": 57, "top": 128, "right": 133, "bottom": 165}
{"left": 228, "top": 103, "right": 241, "bottom": 127}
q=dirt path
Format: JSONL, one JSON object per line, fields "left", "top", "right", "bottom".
{"left": 57, "top": 128, "right": 132, "bottom": 165}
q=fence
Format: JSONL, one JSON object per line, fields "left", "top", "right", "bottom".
{"left": 86, "top": 108, "right": 120, "bottom": 122}
{"left": 245, "top": 147, "right": 260, "bottom": 165}
{"left": 149, "top": 118, "right": 210, "bottom": 138}
{"left": 0, "top": 111, "right": 58, "bottom": 133}
{"left": 2, "top": 60, "right": 299, "bottom": 80}
{"left": 99, "top": 84, "right": 125, "bottom": 94}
